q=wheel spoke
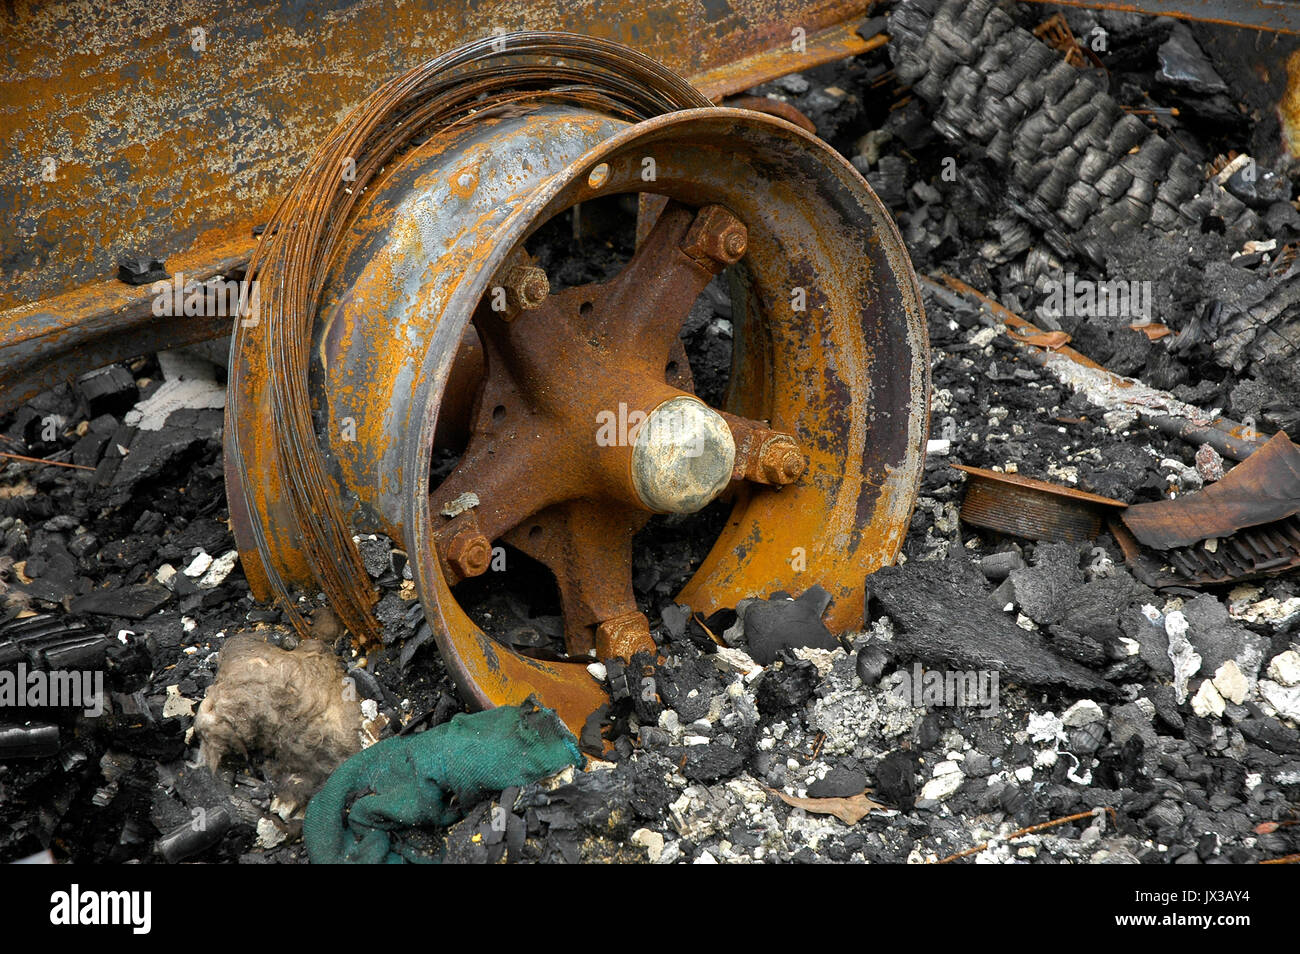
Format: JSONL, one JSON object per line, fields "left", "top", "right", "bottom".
{"left": 433, "top": 202, "right": 754, "bottom": 650}
{"left": 429, "top": 339, "right": 583, "bottom": 582}
{"left": 501, "top": 499, "right": 652, "bottom": 658}
{"left": 597, "top": 201, "right": 746, "bottom": 366}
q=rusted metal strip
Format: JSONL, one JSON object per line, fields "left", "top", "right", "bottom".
{"left": 0, "top": 237, "right": 255, "bottom": 412}
{"left": 923, "top": 274, "right": 1269, "bottom": 462}
{"left": 1018, "top": 0, "right": 1300, "bottom": 35}
{"left": 692, "top": 23, "right": 888, "bottom": 99}
{"left": 722, "top": 96, "right": 819, "bottom": 134}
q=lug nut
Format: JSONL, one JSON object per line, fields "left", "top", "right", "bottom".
{"left": 595, "top": 610, "right": 655, "bottom": 661}
{"left": 723, "top": 232, "right": 746, "bottom": 259}
{"left": 504, "top": 265, "right": 549, "bottom": 313}
{"left": 777, "top": 449, "right": 806, "bottom": 481}
{"left": 756, "top": 437, "right": 806, "bottom": 485}
{"left": 682, "top": 205, "right": 748, "bottom": 269}
{"left": 446, "top": 530, "right": 492, "bottom": 579}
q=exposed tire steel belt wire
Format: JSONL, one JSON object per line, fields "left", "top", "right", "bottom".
{"left": 228, "top": 33, "right": 712, "bottom": 644}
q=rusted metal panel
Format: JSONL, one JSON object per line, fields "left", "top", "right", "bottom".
{"left": 7, "top": 0, "right": 1297, "bottom": 408}
{"left": 0, "top": 0, "right": 871, "bottom": 312}
{"left": 1135, "top": 515, "right": 1300, "bottom": 582}
{"left": 0, "top": 235, "right": 254, "bottom": 411}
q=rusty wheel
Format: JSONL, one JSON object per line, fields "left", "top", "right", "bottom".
{"left": 226, "top": 34, "right": 929, "bottom": 733}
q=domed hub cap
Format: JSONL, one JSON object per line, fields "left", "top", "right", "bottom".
{"left": 631, "top": 396, "right": 735, "bottom": 514}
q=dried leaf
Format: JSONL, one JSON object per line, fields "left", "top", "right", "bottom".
{"left": 769, "top": 788, "right": 887, "bottom": 824}
{"left": 1131, "top": 322, "right": 1172, "bottom": 341}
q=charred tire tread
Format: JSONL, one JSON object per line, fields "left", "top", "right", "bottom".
{"left": 888, "top": 0, "right": 1259, "bottom": 264}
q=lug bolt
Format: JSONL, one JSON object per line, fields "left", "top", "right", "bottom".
{"left": 722, "top": 230, "right": 747, "bottom": 259}
{"left": 446, "top": 530, "right": 492, "bottom": 579}
{"left": 756, "top": 437, "right": 806, "bottom": 485}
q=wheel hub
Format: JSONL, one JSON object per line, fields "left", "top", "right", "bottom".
{"left": 430, "top": 200, "right": 800, "bottom": 658}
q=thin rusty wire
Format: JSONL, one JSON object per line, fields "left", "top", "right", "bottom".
{"left": 935, "top": 807, "right": 1119, "bottom": 863}
{"left": 229, "top": 32, "right": 711, "bottom": 643}
{"left": 0, "top": 451, "right": 94, "bottom": 471}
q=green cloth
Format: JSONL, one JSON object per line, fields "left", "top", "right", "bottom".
{"left": 305, "top": 701, "right": 584, "bottom": 863}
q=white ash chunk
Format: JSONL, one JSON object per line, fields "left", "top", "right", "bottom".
{"left": 1062, "top": 700, "right": 1105, "bottom": 727}
{"left": 183, "top": 551, "right": 213, "bottom": 578}
{"left": 440, "top": 491, "right": 480, "bottom": 518}
{"left": 199, "top": 550, "right": 239, "bottom": 588}
{"left": 1164, "top": 610, "right": 1201, "bottom": 703}
{"left": 255, "top": 817, "right": 287, "bottom": 850}
{"left": 1191, "top": 680, "right": 1225, "bottom": 718}
{"left": 919, "top": 763, "right": 964, "bottom": 802}
{"left": 1027, "top": 711, "right": 1065, "bottom": 744}
{"left": 631, "top": 828, "right": 664, "bottom": 863}
{"left": 711, "top": 646, "right": 763, "bottom": 680}
{"left": 162, "top": 684, "right": 195, "bottom": 719}
{"left": 1266, "top": 650, "right": 1300, "bottom": 687}
{"left": 1257, "top": 680, "right": 1300, "bottom": 723}
{"left": 1212, "top": 660, "right": 1249, "bottom": 705}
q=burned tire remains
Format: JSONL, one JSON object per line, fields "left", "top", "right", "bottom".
{"left": 890, "top": 0, "right": 1261, "bottom": 264}
{"left": 890, "top": 0, "right": 1299, "bottom": 433}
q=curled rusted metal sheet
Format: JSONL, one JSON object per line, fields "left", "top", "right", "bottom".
{"left": 1120, "top": 432, "right": 1300, "bottom": 585}
{"left": 225, "top": 33, "right": 929, "bottom": 731}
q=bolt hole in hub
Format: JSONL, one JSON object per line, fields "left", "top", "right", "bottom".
{"left": 225, "top": 34, "right": 929, "bottom": 734}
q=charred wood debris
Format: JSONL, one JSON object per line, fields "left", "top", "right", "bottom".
{"left": 2, "top": 1, "right": 1299, "bottom": 864}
